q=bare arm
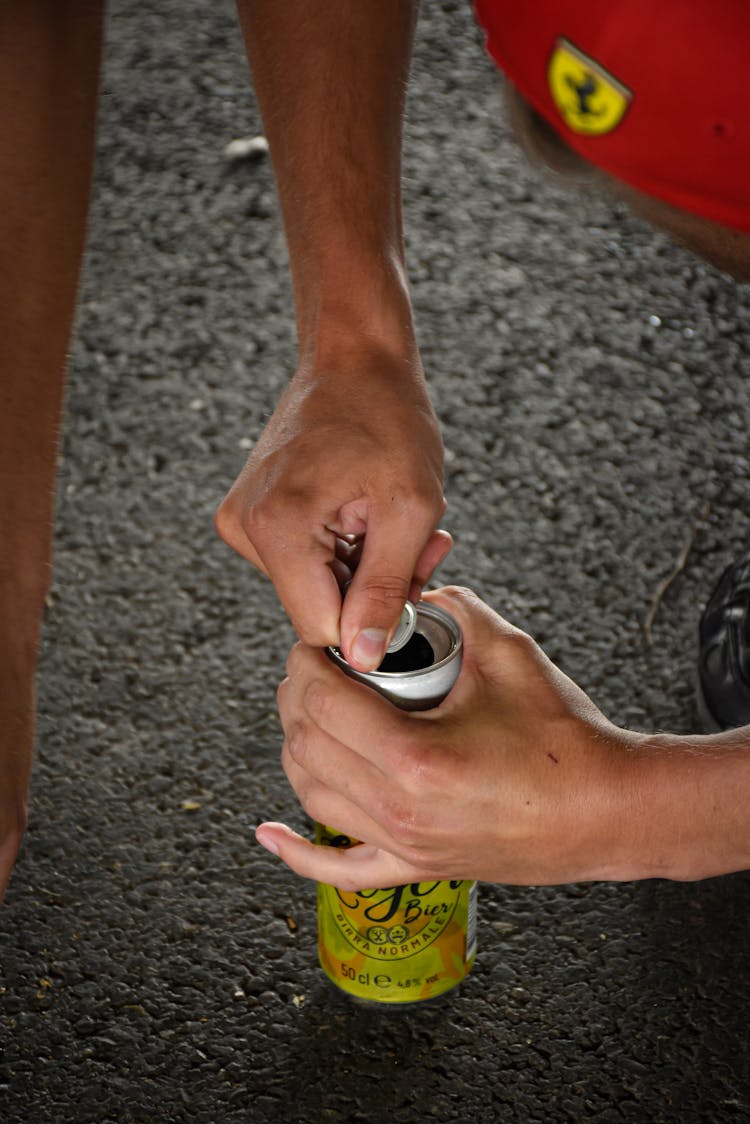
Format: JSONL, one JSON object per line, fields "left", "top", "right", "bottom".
{"left": 217, "top": 1, "right": 450, "bottom": 670}
{"left": 625, "top": 728, "right": 750, "bottom": 882}
{"left": 235, "top": 0, "right": 417, "bottom": 359}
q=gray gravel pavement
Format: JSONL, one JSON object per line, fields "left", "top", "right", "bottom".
{"left": 2, "top": 2, "right": 749, "bottom": 1121}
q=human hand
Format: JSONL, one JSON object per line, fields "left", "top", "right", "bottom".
{"left": 215, "top": 343, "right": 451, "bottom": 670}
{"left": 258, "top": 586, "right": 644, "bottom": 889}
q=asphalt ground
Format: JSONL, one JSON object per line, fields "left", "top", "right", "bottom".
{"left": 2, "top": 2, "right": 750, "bottom": 1121}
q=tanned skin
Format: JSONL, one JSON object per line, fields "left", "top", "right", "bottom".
{"left": 3, "top": 2, "right": 749, "bottom": 903}
{"left": 0, "top": 1, "right": 104, "bottom": 902}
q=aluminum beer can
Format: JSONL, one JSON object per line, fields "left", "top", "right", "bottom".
{"left": 317, "top": 600, "right": 477, "bottom": 1005}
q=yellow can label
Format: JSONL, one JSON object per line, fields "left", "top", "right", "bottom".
{"left": 316, "top": 826, "right": 477, "bottom": 1004}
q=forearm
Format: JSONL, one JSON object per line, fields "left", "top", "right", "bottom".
{"left": 235, "top": 0, "right": 419, "bottom": 361}
{"left": 608, "top": 728, "right": 750, "bottom": 882}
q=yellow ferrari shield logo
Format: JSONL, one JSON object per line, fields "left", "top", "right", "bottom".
{"left": 548, "top": 38, "right": 631, "bottom": 135}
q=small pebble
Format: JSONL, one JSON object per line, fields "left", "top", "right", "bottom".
{"left": 224, "top": 135, "right": 269, "bottom": 161}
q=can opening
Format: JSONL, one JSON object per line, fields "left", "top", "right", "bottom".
{"left": 326, "top": 601, "right": 461, "bottom": 710}
{"left": 377, "top": 630, "right": 435, "bottom": 673}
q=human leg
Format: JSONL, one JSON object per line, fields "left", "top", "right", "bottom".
{"left": 0, "top": 0, "right": 104, "bottom": 901}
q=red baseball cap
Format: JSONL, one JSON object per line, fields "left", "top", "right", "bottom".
{"left": 473, "top": 0, "right": 750, "bottom": 232}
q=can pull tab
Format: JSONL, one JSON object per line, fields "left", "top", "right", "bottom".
{"left": 386, "top": 601, "right": 417, "bottom": 654}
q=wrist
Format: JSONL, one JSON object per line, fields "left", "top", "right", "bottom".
{"left": 294, "top": 252, "right": 417, "bottom": 370}
{"left": 549, "top": 723, "right": 651, "bottom": 883}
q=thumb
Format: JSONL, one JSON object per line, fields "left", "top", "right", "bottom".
{"left": 423, "top": 585, "right": 523, "bottom": 681}
{"left": 254, "top": 823, "right": 423, "bottom": 890}
{"left": 338, "top": 528, "right": 416, "bottom": 673}
{"left": 339, "top": 528, "right": 453, "bottom": 674}
{"left": 424, "top": 584, "right": 517, "bottom": 642}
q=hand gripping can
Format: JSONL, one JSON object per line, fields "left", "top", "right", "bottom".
{"left": 317, "top": 600, "right": 477, "bottom": 1005}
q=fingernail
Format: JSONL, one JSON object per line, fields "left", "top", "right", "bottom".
{"left": 351, "top": 628, "right": 388, "bottom": 671}
{"left": 255, "top": 828, "right": 280, "bottom": 857}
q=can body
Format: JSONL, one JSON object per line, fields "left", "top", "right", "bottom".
{"left": 317, "top": 601, "right": 477, "bottom": 1005}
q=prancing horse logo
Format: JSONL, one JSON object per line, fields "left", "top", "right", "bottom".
{"left": 548, "top": 37, "right": 632, "bottom": 135}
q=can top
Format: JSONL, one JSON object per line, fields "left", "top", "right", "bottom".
{"left": 386, "top": 601, "right": 417, "bottom": 654}
{"left": 327, "top": 601, "right": 463, "bottom": 711}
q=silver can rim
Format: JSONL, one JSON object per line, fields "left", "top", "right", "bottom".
{"left": 328, "top": 600, "right": 462, "bottom": 679}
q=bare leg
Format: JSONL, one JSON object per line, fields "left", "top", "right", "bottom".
{"left": 0, "top": 0, "right": 104, "bottom": 901}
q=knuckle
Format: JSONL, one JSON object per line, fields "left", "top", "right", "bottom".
{"left": 389, "top": 486, "right": 442, "bottom": 533}
{"left": 358, "top": 574, "right": 411, "bottom": 610}
{"left": 378, "top": 795, "right": 422, "bottom": 849}
{"left": 302, "top": 677, "right": 333, "bottom": 724}
{"left": 509, "top": 627, "right": 538, "bottom": 660}
{"left": 400, "top": 748, "right": 436, "bottom": 796}
{"left": 245, "top": 466, "right": 316, "bottom": 528}
{"left": 284, "top": 722, "right": 310, "bottom": 768}
{"left": 285, "top": 642, "right": 306, "bottom": 678}
{"left": 241, "top": 477, "right": 308, "bottom": 542}
{"left": 215, "top": 491, "right": 272, "bottom": 567}
{"left": 414, "top": 483, "right": 443, "bottom": 517}
{"left": 213, "top": 496, "right": 240, "bottom": 547}
{"left": 393, "top": 736, "right": 444, "bottom": 797}
{"left": 242, "top": 497, "right": 275, "bottom": 544}
{"left": 294, "top": 619, "right": 335, "bottom": 648}
{"left": 440, "top": 584, "right": 477, "bottom": 606}
{"left": 298, "top": 787, "right": 325, "bottom": 823}
{"left": 281, "top": 740, "right": 301, "bottom": 786}
{"left": 289, "top": 776, "right": 322, "bottom": 823}
{"left": 275, "top": 678, "right": 288, "bottom": 714}
{"left": 281, "top": 747, "right": 316, "bottom": 823}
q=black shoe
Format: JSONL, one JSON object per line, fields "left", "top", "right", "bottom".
{"left": 697, "top": 551, "right": 750, "bottom": 731}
